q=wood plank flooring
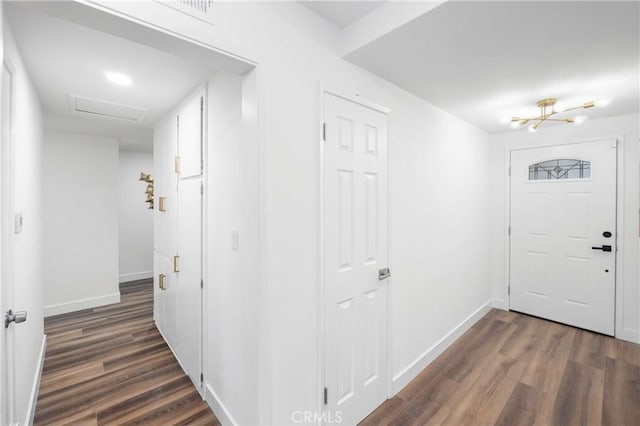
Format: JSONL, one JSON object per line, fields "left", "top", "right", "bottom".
{"left": 34, "top": 279, "right": 218, "bottom": 426}
{"left": 361, "top": 309, "right": 640, "bottom": 426}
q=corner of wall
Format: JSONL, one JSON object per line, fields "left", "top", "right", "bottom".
{"left": 391, "top": 299, "right": 493, "bottom": 394}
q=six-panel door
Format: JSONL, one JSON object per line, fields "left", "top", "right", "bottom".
{"left": 324, "top": 93, "right": 389, "bottom": 425}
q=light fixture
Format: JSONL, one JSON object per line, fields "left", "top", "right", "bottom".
{"left": 509, "top": 98, "right": 600, "bottom": 131}
{"left": 574, "top": 115, "right": 588, "bottom": 125}
{"left": 105, "top": 71, "right": 132, "bottom": 86}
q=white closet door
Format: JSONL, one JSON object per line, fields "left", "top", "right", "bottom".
{"left": 323, "top": 93, "right": 389, "bottom": 425}
{"left": 178, "top": 93, "right": 203, "bottom": 178}
{"left": 177, "top": 179, "right": 202, "bottom": 388}
{"left": 153, "top": 117, "right": 178, "bottom": 261}
{"left": 153, "top": 252, "right": 163, "bottom": 330}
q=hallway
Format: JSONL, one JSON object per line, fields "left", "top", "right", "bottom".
{"left": 34, "top": 279, "right": 218, "bottom": 425}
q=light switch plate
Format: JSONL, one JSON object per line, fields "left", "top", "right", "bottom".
{"left": 231, "top": 229, "right": 239, "bottom": 251}
{"left": 14, "top": 212, "right": 23, "bottom": 234}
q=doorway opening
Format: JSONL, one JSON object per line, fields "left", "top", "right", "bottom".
{"left": 1, "top": 1, "right": 258, "bottom": 424}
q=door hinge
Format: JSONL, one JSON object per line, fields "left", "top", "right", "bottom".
{"left": 174, "top": 156, "right": 181, "bottom": 174}
{"left": 173, "top": 255, "right": 180, "bottom": 273}
{"left": 508, "top": 167, "right": 511, "bottom": 177}
{"left": 200, "top": 279, "right": 204, "bottom": 289}
{"left": 201, "top": 181, "right": 204, "bottom": 195}
{"left": 200, "top": 96, "right": 204, "bottom": 111}
{"left": 200, "top": 373, "right": 204, "bottom": 384}
{"left": 322, "top": 123, "right": 326, "bottom": 141}
{"left": 508, "top": 226, "right": 511, "bottom": 236}
{"left": 323, "top": 387, "right": 328, "bottom": 405}
{"left": 508, "top": 285, "right": 511, "bottom": 296}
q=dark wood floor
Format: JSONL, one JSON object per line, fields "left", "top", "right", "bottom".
{"left": 34, "top": 279, "right": 218, "bottom": 426}
{"left": 362, "top": 309, "right": 640, "bottom": 426}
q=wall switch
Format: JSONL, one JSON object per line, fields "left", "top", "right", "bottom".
{"left": 231, "top": 229, "right": 239, "bottom": 251}
{"left": 14, "top": 212, "right": 23, "bottom": 234}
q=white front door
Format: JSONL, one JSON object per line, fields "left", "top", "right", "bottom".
{"left": 323, "top": 93, "right": 389, "bottom": 425}
{"left": 510, "top": 140, "right": 617, "bottom": 335}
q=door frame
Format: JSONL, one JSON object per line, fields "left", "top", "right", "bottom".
{"left": 504, "top": 137, "right": 624, "bottom": 338}
{"left": 317, "top": 86, "right": 392, "bottom": 421}
{"left": 1, "top": 58, "right": 16, "bottom": 426}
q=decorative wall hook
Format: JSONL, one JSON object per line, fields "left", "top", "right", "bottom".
{"left": 139, "top": 172, "right": 154, "bottom": 209}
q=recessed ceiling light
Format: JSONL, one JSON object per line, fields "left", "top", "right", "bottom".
{"left": 105, "top": 72, "right": 132, "bottom": 86}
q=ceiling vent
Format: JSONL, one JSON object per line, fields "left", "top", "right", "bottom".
{"left": 175, "top": 0, "right": 213, "bottom": 14}
{"left": 68, "top": 94, "right": 148, "bottom": 123}
{"left": 157, "top": 0, "right": 214, "bottom": 22}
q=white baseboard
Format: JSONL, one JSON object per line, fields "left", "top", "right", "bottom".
{"left": 44, "top": 292, "right": 121, "bottom": 317}
{"left": 25, "top": 335, "right": 46, "bottom": 426}
{"left": 491, "top": 298, "right": 507, "bottom": 310}
{"left": 119, "top": 270, "right": 153, "bottom": 282}
{"left": 204, "top": 383, "right": 236, "bottom": 426}
{"left": 620, "top": 328, "right": 640, "bottom": 344}
{"left": 391, "top": 299, "right": 492, "bottom": 394}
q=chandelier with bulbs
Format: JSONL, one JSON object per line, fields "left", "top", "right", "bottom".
{"left": 510, "top": 98, "right": 601, "bottom": 132}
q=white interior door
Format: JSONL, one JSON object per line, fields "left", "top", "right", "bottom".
{"left": 1, "top": 62, "right": 15, "bottom": 426}
{"left": 323, "top": 93, "right": 389, "bottom": 425}
{"left": 153, "top": 117, "right": 178, "bottom": 262}
{"left": 177, "top": 179, "right": 203, "bottom": 389}
{"left": 510, "top": 140, "right": 617, "bottom": 335}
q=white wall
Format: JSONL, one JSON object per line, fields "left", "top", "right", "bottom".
{"left": 88, "top": 2, "right": 493, "bottom": 424}
{"left": 205, "top": 70, "right": 261, "bottom": 425}
{"left": 490, "top": 113, "right": 640, "bottom": 343}
{"left": 118, "top": 150, "right": 153, "bottom": 282}
{"left": 2, "top": 20, "right": 45, "bottom": 426}
{"left": 43, "top": 129, "right": 120, "bottom": 316}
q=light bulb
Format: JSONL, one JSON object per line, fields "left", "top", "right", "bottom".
{"left": 510, "top": 121, "right": 521, "bottom": 129}
{"left": 105, "top": 72, "right": 133, "bottom": 86}
{"left": 595, "top": 99, "right": 611, "bottom": 108}
{"left": 574, "top": 115, "right": 587, "bottom": 124}
{"left": 528, "top": 124, "right": 538, "bottom": 133}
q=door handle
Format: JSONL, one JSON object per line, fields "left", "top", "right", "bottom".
{"left": 591, "top": 245, "right": 612, "bottom": 252}
{"left": 4, "top": 310, "right": 27, "bottom": 328}
{"left": 378, "top": 268, "right": 391, "bottom": 281}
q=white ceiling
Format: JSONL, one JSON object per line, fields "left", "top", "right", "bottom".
{"left": 5, "top": 4, "right": 217, "bottom": 151}
{"left": 301, "top": 1, "right": 386, "bottom": 29}
{"left": 346, "top": 1, "right": 640, "bottom": 133}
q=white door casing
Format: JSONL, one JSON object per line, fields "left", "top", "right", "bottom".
{"left": 0, "top": 61, "right": 14, "bottom": 426}
{"left": 510, "top": 140, "right": 617, "bottom": 335}
{"left": 323, "top": 92, "right": 389, "bottom": 425}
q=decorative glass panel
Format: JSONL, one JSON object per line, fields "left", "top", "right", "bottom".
{"left": 529, "top": 159, "right": 591, "bottom": 180}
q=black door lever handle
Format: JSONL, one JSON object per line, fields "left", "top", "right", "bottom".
{"left": 592, "top": 245, "right": 612, "bottom": 252}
